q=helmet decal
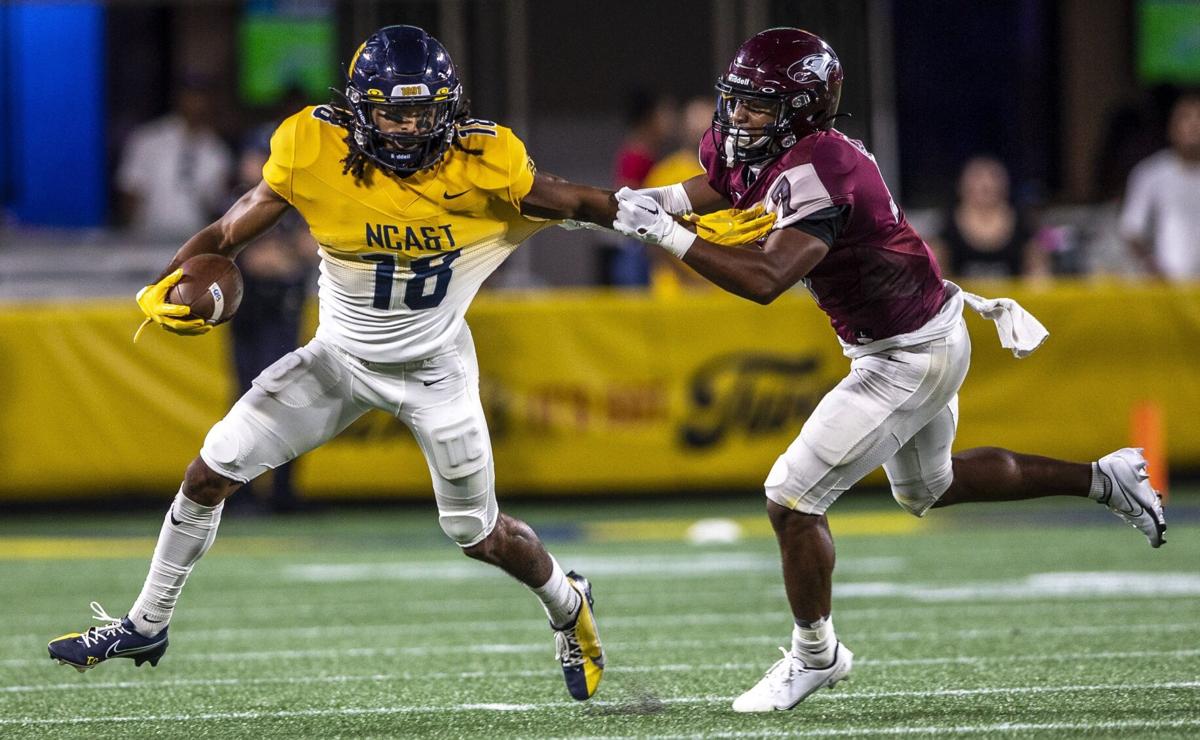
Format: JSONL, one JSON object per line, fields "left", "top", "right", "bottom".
{"left": 790, "top": 52, "right": 837, "bottom": 84}
{"left": 391, "top": 84, "right": 431, "bottom": 97}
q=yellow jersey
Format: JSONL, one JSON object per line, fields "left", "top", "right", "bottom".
{"left": 642, "top": 148, "right": 704, "bottom": 189}
{"left": 263, "top": 105, "right": 548, "bottom": 362}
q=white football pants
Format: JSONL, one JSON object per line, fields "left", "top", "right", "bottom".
{"left": 765, "top": 319, "right": 972, "bottom": 516}
{"left": 200, "top": 325, "right": 497, "bottom": 546}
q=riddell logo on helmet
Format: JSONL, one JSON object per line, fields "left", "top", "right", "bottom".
{"left": 727, "top": 74, "right": 751, "bottom": 85}
{"left": 788, "top": 53, "right": 836, "bottom": 83}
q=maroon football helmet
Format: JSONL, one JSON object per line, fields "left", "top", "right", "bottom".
{"left": 713, "top": 27, "right": 844, "bottom": 165}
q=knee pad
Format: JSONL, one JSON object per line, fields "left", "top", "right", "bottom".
{"left": 434, "top": 466, "right": 498, "bottom": 548}
{"left": 763, "top": 447, "right": 834, "bottom": 516}
{"left": 439, "top": 511, "right": 491, "bottom": 547}
{"left": 200, "top": 419, "right": 255, "bottom": 484}
{"left": 890, "top": 465, "right": 954, "bottom": 517}
{"left": 200, "top": 404, "right": 292, "bottom": 484}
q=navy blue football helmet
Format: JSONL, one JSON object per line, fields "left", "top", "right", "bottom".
{"left": 342, "top": 25, "right": 463, "bottom": 174}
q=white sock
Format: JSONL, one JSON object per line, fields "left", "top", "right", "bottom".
{"left": 792, "top": 615, "right": 837, "bottom": 666}
{"left": 1088, "top": 462, "right": 1111, "bottom": 502}
{"left": 128, "top": 489, "right": 224, "bottom": 637}
{"left": 531, "top": 556, "right": 582, "bottom": 629}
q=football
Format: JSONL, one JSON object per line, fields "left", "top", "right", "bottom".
{"left": 167, "top": 254, "right": 244, "bottom": 325}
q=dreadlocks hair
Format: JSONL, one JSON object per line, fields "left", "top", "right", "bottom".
{"left": 326, "top": 90, "right": 483, "bottom": 184}
{"left": 449, "top": 97, "right": 485, "bottom": 157}
{"left": 324, "top": 90, "right": 372, "bottom": 183}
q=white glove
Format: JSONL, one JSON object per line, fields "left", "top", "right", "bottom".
{"left": 634, "top": 183, "right": 692, "bottom": 215}
{"left": 613, "top": 187, "right": 696, "bottom": 258}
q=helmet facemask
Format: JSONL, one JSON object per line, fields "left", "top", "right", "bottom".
{"left": 713, "top": 85, "right": 799, "bottom": 166}
{"left": 710, "top": 80, "right": 835, "bottom": 167}
{"left": 343, "top": 84, "right": 461, "bottom": 175}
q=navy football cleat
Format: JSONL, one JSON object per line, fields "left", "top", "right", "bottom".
{"left": 553, "top": 571, "right": 605, "bottom": 700}
{"left": 47, "top": 602, "right": 168, "bottom": 673}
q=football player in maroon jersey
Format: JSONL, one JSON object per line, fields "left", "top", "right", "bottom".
{"left": 614, "top": 27, "right": 1166, "bottom": 712}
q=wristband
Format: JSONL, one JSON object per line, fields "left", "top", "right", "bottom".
{"left": 659, "top": 220, "right": 697, "bottom": 259}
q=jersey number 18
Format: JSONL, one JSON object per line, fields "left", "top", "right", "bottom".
{"left": 363, "top": 249, "right": 462, "bottom": 310}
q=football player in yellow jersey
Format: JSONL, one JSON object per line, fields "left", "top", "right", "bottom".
{"left": 47, "top": 24, "right": 775, "bottom": 700}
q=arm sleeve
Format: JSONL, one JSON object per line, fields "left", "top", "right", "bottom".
{"left": 787, "top": 204, "right": 850, "bottom": 248}
{"left": 262, "top": 113, "right": 301, "bottom": 204}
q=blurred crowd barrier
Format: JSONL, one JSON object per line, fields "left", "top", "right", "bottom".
{"left": 0, "top": 280, "right": 1197, "bottom": 501}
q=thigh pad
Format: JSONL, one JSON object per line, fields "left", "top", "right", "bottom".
{"left": 252, "top": 345, "right": 344, "bottom": 408}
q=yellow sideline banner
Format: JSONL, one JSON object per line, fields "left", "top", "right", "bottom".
{"left": 1, "top": 281, "right": 1198, "bottom": 500}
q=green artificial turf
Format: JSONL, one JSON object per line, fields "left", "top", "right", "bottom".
{"left": 0, "top": 492, "right": 1196, "bottom": 738}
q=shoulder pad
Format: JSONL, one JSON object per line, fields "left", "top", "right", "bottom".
{"left": 456, "top": 118, "right": 500, "bottom": 139}
{"left": 810, "top": 132, "right": 863, "bottom": 177}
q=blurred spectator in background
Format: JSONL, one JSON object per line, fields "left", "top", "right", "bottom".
{"left": 603, "top": 91, "right": 676, "bottom": 286}
{"left": 643, "top": 96, "right": 715, "bottom": 296}
{"left": 930, "top": 156, "right": 1050, "bottom": 280}
{"left": 1092, "top": 85, "right": 1180, "bottom": 203}
{"left": 227, "top": 126, "right": 318, "bottom": 513}
{"left": 1079, "top": 91, "right": 1177, "bottom": 277}
{"left": 1119, "top": 92, "right": 1200, "bottom": 281}
{"left": 115, "top": 78, "right": 233, "bottom": 239}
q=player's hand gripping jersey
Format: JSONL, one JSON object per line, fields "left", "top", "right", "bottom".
{"left": 700, "top": 129, "right": 946, "bottom": 348}
{"left": 264, "top": 106, "right": 546, "bottom": 362}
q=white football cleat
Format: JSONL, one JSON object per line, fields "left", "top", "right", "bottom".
{"left": 732, "top": 642, "right": 853, "bottom": 712}
{"left": 1096, "top": 448, "right": 1166, "bottom": 548}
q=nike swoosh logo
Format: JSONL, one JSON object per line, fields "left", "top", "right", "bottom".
{"left": 443, "top": 190, "right": 469, "bottom": 200}
{"left": 106, "top": 638, "right": 166, "bottom": 658}
{"left": 635, "top": 203, "right": 660, "bottom": 215}
{"left": 142, "top": 615, "right": 164, "bottom": 624}
{"left": 169, "top": 511, "right": 182, "bottom": 527}
{"left": 423, "top": 376, "right": 450, "bottom": 387}
{"left": 1113, "top": 497, "right": 1144, "bottom": 517}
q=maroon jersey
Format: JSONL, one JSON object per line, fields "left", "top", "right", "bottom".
{"left": 700, "top": 130, "right": 945, "bottom": 346}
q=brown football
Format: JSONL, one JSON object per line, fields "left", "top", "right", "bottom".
{"left": 166, "top": 254, "right": 244, "bottom": 325}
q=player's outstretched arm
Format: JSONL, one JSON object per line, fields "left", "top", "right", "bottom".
{"left": 637, "top": 174, "right": 731, "bottom": 216}
{"left": 682, "top": 227, "right": 828, "bottom": 304}
{"left": 614, "top": 188, "right": 827, "bottom": 304}
{"left": 519, "top": 173, "right": 618, "bottom": 227}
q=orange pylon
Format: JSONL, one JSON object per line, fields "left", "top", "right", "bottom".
{"left": 1131, "top": 400, "right": 1168, "bottom": 503}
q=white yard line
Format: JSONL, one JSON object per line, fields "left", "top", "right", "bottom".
{"left": 10, "top": 600, "right": 1200, "bottom": 650}
{"left": 6, "top": 621, "right": 1198, "bottom": 668}
{"left": 576, "top": 717, "right": 1200, "bottom": 739}
{"left": 281, "top": 554, "right": 906, "bottom": 583}
{"left": 830, "top": 572, "right": 1200, "bottom": 602}
{"left": 6, "top": 649, "right": 1199, "bottom": 694}
{"left": 1, "top": 681, "right": 1198, "bottom": 726}
{"left": 11, "top": 589, "right": 1183, "bottom": 632}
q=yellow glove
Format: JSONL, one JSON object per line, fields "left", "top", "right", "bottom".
{"left": 132, "top": 268, "right": 211, "bottom": 342}
{"left": 684, "top": 204, "right": 777, "bottom": 246}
